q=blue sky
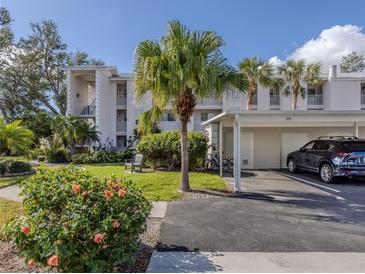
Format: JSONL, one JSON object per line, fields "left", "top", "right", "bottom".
{"left": 2, "top": 0, "right": 365, "bottom": 72}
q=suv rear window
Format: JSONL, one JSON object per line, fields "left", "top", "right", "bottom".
{"left": 343, "top": 142, "right": 365, "bottom": 151}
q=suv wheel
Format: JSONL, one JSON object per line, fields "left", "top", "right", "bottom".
{"left": 288, "top": 158, "right": 297, "bottom": 173}
{"left": 320, "top": 163, "right": 334, "bottom": 183}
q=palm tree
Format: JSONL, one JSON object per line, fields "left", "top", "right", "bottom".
{"left": 239, "top": 57, "right": 273, "bottom": 109}
{"left": 77, "top": 120, "right": 100, "bottom": 150}
{"left": 134, "top": 20, "right": 247, "bottom": 192}
{"left": 277, "top": 59, "right": 321, "bottom": 110}
{"left": 0, "top": 118, "right": 34, "bottom": 155}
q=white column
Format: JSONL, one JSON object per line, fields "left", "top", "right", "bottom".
{"left": 66, "top": 70, "right": 73, "bottom": 116}
{"left": 219, "top": 121, "right": 223, "bottom": 176}
{"left": 354, "top": 122, "right": 359, "bottom": 137}
{"left": 233, "top": 113, "right": 241, "bottom": 192}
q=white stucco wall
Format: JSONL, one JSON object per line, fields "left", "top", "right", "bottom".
{"left": 327, "top": 79, "right": 361, "bottom": 110}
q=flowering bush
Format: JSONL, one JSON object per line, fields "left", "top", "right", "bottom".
{"left": 2, "top": 165, "right": 152, "bottom": 272}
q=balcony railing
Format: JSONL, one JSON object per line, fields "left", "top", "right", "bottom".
{"left": 307, "top": 95, "right": 323, "bottom": 105}
{"left": 197, "top": 97, "right": 222, "bottom": 105}
{"left": 361, "top": 94, "right": 365, "bottom": 105}
{"left": 116, "top": 121, "right": 127, "bottom": 132}
{"left": 74, "top": 103, "right": 96, "bottom": 116}
{"left": 270, "top": 94, "right": 280, "bottom": 105}
{"left": 117, "top": 95, "right": 127, "bottom": 106}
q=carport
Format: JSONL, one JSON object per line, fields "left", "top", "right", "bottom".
{"left": 202, "top": 110, "right": 365, "bottom": 192}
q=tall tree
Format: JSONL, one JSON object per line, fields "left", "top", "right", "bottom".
{"left": 134, "top": 20, "right": 247, "bottom": 191}
{"left": 239, "top": 57, "right": 273, "bottom": 109}
{"left": 340, "top": 51, "right": 365, "bottom": 73}
{"left": 277, "top": 59, "right": 321, "bottom": 110}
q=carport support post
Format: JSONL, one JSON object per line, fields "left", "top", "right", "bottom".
{"left": 233, "top": 113, "right": 241, "bottom": 192}
{"left": 219, "top": 121, "right": 223, "bottom": 176}
{"left": 353, "top": 122, "right": 359, "bottom": 138}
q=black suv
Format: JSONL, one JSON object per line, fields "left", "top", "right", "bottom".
{"left": 287, "top": 136, "right": 365, "bottom": 183}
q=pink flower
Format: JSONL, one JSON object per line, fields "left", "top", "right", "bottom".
{"left": 112, "top": 220, "right": 120, "bottom": 229}
{"left": 47, "top": 255, "right": 58, "bottom": 267}
{"left": 21, "top": 226, "right": 30, "bottom": 235}
{"left": 27, "top": 259, "right": 37, "bottom": 269}
{"left": 112, "top": 184, "right": 120, "bottom": 191}
{"left": 104, "top": 190, "right": 113, "bottom": 199}
{"left": 118, "top": 190, "right": 126, "bottom": 197}
{"left": 72, "top": 184, "right": 81, "bottom": 194}
{"left": 117, "top": 178, "right": 123, "bottom": 184}
{"left": 94, "top": 233, "right": 104, "bottom": 244}
{"left": 82, "top": 191, "right": 89, "bottom": 198}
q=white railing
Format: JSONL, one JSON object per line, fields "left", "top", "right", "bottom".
{"left": 117, "top": 95, "right": 127, "bottom": 106}
{"left": 270, "top": 94, "right": 280, "bottom": 105}
{"left": 116, "top": 121, "right": 127, "bottom": 132}
{"left": 197, "top": 97, "right": 222, "bottom": 105}
{"left": 307, "top": 95, "right": 323, "bottom": 105}
{"left": 361, "top": 94, "right": 365, "bottom": 105}
{"left": 74, "top": 103, "right": 96, "bottom": 116}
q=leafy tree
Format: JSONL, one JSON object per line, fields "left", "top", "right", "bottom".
{"left": 340, "top": 51, "right": 365, "bottom": 73}
{"left": 277, "top": 59, "right": 321, "bottom": 110}
{"left": 134, "top": 20, "right": 247, "bottom": 191}
{"left": 22, "top": 111, "right": 53, "bottom": 144}
{"left": 0, "top": 118, "right": 34, "bottom": 155}
{"left": 239, "top": 57, "right": 273, "bottom": 109}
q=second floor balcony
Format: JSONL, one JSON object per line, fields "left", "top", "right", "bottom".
{"left": 361, "top": 94, "right": 365, "bottom": 106}
{"left": 117, "top": 94, "right": 127, "bottom": 106}
{"left": 74, "top": 103, "right": 96, "bottom": 116}
{"left": 116, "top": 121, "right": 127, "bottom": 133}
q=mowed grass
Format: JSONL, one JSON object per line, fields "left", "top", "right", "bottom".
{"left": 0, "top": 175, "right": 28, "bottom": 188}
{"left": 0, "top": 198, "right": 22, "bottom": 230}
{"left": 80, "top": 163, "right": 226, "bottom": 201}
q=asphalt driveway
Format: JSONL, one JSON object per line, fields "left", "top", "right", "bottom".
{"left": 157, "top": 171, "right": 365, "bottom": 252}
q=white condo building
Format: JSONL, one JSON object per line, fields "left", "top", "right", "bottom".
{"left": 66, "top": 65, "right": 365, "bottom": 175}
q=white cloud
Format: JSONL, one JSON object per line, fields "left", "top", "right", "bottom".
{"left": 268, "top": 56, "right": 284, "bottom": 67}
{"left": 272, "top": 25, "right": 365, "bottom": 71}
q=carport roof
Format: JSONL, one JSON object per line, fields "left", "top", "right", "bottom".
{"left": 202, "top": 110, "right": 365, "bottom": 127}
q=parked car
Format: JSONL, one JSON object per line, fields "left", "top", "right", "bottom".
{"left": 287, "top": 136, "right": 365, "bottom": 183}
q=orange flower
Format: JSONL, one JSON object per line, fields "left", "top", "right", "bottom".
{"left": 112, "top": 184, "right": 120, "bottom": 191}
{"left": 21, "top": 226, "right": 30, "bottom": 235}
{"left": 72, "top": 184, "right": 81, "bottom": 194}
{"left": 112, "top": 220, "right": 120, "bottom": 229}
{"left": 82, "top": 191, "right": 89, "bottom": 198}
{"left": 94, "top": 233, "right": 104, "bottom": 244}
{"left": 47, "top": 255, "right": 58, "bottom": 267}
{"left": 118, "top": 189, "right": 126, "bottom": 197}
{"left": 104, "top": 190, "right": 113, "bottom": 199}
{"left": 27, "top": 259, "right": 37, "bottom": 268}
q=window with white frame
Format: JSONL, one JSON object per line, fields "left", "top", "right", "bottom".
{"left": 201, "top": 112, "right": 209, "bottom": 122}
{"left": 307, "top": 85, "right": 323, "bottom": 105}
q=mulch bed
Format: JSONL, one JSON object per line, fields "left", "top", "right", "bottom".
{"left": 0, "top": 218, "right": 162, "bottom": 273}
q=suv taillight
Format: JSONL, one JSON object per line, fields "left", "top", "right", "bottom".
{"left": 336, "top": 152, "right": 353, "bottom": 157}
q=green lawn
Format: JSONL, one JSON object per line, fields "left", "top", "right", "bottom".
{"left": 0, "top": 156, "right": 29, "bottom": 162}
{"left": 0, "top": 175, "right": 28, "bottom": 188}
{"left": 0, "top": 198, "right": 22, "bottom": 230}
{"left": 80, "top": 163, "right": 226, "bottom": 201}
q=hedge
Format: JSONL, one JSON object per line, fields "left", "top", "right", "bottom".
{"left": 137, "top": 130, "right": 207, "bottom": 170}
{"left": 0, "top": 160, "right": 32, "bottom": 175}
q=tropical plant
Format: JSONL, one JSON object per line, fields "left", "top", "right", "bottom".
{"left": 277, "top": 59, "right": 321, "bottom": 110}
{"left": 239, "top": 57, "right": 273, "bottom": 109}
{"left": 134, "top": 20, "right": 247, "bottom": 191}
{"left": 51, "top": 115, "right": 100, "bottom": 154}
{"left": 0, "top": 118, "right": 34, "bottom": 155}
{"left": 3, "top": 165, "right": 151, "bottom": 272}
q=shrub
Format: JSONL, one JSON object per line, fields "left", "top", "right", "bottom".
{"left": 45, "top": 148, "right": 69, "bottom": 163}
{"left": 28, "top": 148, "right": 45, "bottom": 160}
{"left": 3, "top": 165, "right": 152, "bottom": 272}
{"left": 7, "top": 160, "right": 32, "bottom": 174}
{"left": 0, "top": 160, "right": 32, "bottom": 175}
{"left": 137, "top": 130, "right": 208, "bottom": 170}
{"left": 37, "top": 155, "right": 46, "bottom": 162}
{"left": 0, "top": 161, "right": 6, "bottom": 175}
{"left": 71, "top": 153, "right": 96, "bottom": 164}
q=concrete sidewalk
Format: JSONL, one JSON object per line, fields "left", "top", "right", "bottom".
{"left": 147, "top": 251, "right": 365, "bottom": 272}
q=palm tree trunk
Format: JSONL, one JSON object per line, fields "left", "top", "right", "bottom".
{"left": 246, "top": 83, "right": 256, "bottom": 110}
{"left": 180, "top": 119, "right": 190, "bottom": 192}
{"left": 292, "top": 94, "right": 298, "bottom": 110}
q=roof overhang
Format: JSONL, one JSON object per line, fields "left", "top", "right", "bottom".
{"left": 202, "top": 110, "right": 365, "bottom": 128}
